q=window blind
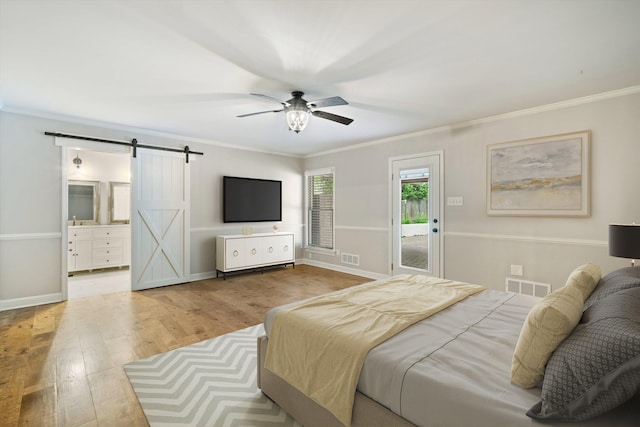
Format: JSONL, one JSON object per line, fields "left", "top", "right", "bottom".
{"left": 307, "top": 172, "right": 334, "bottom": 249}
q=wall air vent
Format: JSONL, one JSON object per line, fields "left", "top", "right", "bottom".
{"left": 505, "top": 278, "right": 551, "bottom": 297}
{"left": 341, "top": 253, "right": 360, "bottom": 266}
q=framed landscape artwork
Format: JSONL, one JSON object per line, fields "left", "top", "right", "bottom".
{"left": 487, "top": 131, "right": 590, "bottom": 216}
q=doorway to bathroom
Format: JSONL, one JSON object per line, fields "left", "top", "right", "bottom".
{"left": 64, "top": 146, "right": 132, "bottom": 299}
{"left": 57, "top": 134, "right": 194, "bottom": 300}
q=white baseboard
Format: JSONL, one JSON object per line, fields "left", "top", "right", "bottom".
{"left": 189, "top": 271, "right": 219, "bottom": 281}
{"left": 0, "top": 263, "right": 381, "bottom": 312}
{"left": 196, "top": 259, "right": 386, "bottom": 281}
{"left": 0, "top": 293, "right": 62, "bottom": 312}
{"left": 299, "top": 259, "right": 388, "bottom": 280}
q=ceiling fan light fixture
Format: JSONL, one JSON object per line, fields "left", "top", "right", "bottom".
{"left": 286, "top": 107, "right": 309, "bottom": 133}
{"left": 239, "top": 90, "right": 351, "bottom": 133}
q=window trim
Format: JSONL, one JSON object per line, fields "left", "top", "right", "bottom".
{"left": 304, "top": 167, "right": 335, "bottom": 253}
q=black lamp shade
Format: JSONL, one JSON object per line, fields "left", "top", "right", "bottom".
{"left": 608, "top": 224, "right": 640, "bottom": 259}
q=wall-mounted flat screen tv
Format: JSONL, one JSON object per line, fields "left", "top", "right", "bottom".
{"left": 223, "top": 176, "right": 282, "bottom": 223}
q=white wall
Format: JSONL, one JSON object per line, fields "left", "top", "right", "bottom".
{"left": 67, "top": 149, "right": 130, "bottom": 225}
{"left": 0, "top": 111, "right": 303, "bottom": 309}
{"left": 303, "top": 90, "right": 640, "bottom": 290}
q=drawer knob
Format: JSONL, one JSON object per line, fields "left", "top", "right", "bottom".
{"left": 251, "top": 248, "right": 257, "bottom": 255}
{"left": 268, "top": 247, "right": 274, "bottom": 253}
{"left": 233, "top": 250, "right": 239, "bottom": 257}
{"left": 284, "top": 245, "right": 289, "bottom": 251}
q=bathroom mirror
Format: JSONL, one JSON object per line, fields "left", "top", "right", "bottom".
{"left": 68, "top": 180, "right": 99, "bottom": 225}
{"left": 109, "top": 182, "right": 130, "bottom": 224}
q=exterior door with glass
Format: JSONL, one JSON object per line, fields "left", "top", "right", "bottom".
{"left": 391, "top": 153, "right": 442, "bottom": 277}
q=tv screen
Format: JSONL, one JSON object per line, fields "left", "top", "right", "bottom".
{"left": 223, "top": 176, "right": 282, "bottom": 223}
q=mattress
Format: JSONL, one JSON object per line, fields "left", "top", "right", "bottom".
{"left": 264, "top": 287, "right": 640, "bottom": 427}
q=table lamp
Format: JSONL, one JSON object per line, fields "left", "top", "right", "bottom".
{"left": 609, "top": 223, "right": 640, "bottom": 267}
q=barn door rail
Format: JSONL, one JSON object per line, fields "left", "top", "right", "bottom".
{"left": 44, "top": 131, "right": 203, "bottom": 163}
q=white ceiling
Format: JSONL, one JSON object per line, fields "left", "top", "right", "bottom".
{"left": 1, "top": 0, "right": 640, "bottom": 156}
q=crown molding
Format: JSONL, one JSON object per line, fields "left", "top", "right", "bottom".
{"left": 305, "top": 85, "right": 640, "bottom": 158}
{"left": 0, "top": 105, "right": 301, "bottom": 158}
{"left": 3, "top": 84, "right": 639, "bottom": 160}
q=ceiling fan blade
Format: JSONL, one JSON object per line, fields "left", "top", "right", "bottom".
{"left": 312, "top": 110, "right": 354, "bottom": 125}
{"left": 237, "top": 109, "right": 284, "bottom": 118}
{"left": 250, "top": 93, "right": 290, "bottom": 107}
{"left": 308, "top": 96, "right": 348, "bottom": 108}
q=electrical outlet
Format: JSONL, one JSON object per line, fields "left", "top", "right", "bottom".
{"left": 510, "top": 264, "right": 524, "bottom": 276}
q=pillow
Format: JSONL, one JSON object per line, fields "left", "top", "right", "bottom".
{"left": 564, "top": 263, "right": 601, "bottom": 301}
{"left": 511, "top": 284, "right": 584, "bottom": 388}
{"left": 527, "top": 287, "right": 640, "bottom": 421}
{"left": 583, "top": 266, "right": 640, "bottom": 311}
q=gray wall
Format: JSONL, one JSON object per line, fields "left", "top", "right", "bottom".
{"left": 1, "top": 89, "right": 639, "bottom": 309}
{"left": 303, "top": 91, "right": 640, "bottom": 290}
{"left": 189, "top": 144, "right": 304, "bottom": 279}
{"left": 0, "top": 111, "right": 303, "bottom": 309}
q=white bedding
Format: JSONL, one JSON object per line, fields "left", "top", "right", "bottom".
{"left": 359, "top": 289, "right": 545, "bottom": 426}
{"left": 264, "top": 287, "right": 640, "bottom": 427}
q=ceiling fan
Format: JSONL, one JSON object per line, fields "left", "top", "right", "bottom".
{"left": 237, "top": 91, "right": 354, "bottom": 133}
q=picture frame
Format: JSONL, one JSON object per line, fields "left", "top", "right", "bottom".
{"left": 487, "top": 130, "right": 590, "bottom": 217}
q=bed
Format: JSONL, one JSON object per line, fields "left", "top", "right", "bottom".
{"left": 257, "top": 266, "right": 640, "bottom": 427}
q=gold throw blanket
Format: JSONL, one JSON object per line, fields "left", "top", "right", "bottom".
{"left": 264, "top": 274, "right": 486, "bottom": 427}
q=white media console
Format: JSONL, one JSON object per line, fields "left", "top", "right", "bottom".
{"left": 215, "top": 232, "right": 295, "bottom": 279}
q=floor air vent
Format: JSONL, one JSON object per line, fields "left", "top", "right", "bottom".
{"left": 505, "top": 278, "right": 551, "bottom": 297}
{"left": 341, "top": 253, "right": 360, "bottom": 266}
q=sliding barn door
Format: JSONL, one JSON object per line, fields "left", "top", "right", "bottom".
{"left": 131, "top": 148, "right": 190, "bottom": 290}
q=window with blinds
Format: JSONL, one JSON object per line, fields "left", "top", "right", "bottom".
{"left": 306, "top": 169, "right": 334, "bottom": 250}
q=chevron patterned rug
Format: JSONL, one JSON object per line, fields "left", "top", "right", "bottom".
{"left": 124, "top": 324, "right": 301, "bottom": 427}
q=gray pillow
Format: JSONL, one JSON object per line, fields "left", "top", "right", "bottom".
{"left": 527, "top": 287, "right": 640, "bottom": 421}
{"left": 583, "top": 267, "right": 640, "bottom": 311}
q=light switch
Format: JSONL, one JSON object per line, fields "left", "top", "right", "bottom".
{"left": 447, "top": 196, "right": 463, "bottom": 206}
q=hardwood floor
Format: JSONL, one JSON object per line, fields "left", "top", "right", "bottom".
{"left": 0, "top": 265, "right": 369, "bottom": 427}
